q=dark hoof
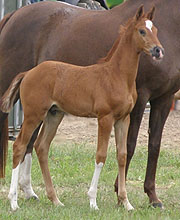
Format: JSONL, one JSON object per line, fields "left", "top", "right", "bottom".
{"left": 32, "top": 195, "right": 39, "bottom": 201}
{"left": 9, "top": 136, "right": 16, "bottom": 141}
{"left": 27, "top": 195, "right": 39, "bottom": 201}
{"left": 152, "top": 202, "right": 164, "bottom": 209}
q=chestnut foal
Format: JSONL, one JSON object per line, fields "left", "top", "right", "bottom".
{"left": 0, "top": 6, "right": 164, "bottom": 211}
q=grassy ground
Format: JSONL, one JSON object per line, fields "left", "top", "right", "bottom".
{"left": 0, "top": 141, "right": 180, "bottom": 220}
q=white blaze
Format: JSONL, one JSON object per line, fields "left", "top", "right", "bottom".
{"left": 145, "top": 20, "right": 153, "bottom": 32}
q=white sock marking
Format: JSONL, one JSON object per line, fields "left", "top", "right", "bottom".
{"left": 87, "top": 162, "right": 103, "bottom": 210}
{"left": 122, "top": 198, "right": 134, "bottom": 211}
{"left": 145, "top": 20, "right": 153, "bottom": 32}
{"left": 8, "top": 163, "right": 20, "bottom": 211}
{"left": 19, "top": 153, "right": 38, "bottom": 199}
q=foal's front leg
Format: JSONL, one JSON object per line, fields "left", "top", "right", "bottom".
{"left": 114, "top": 116, "right": 134, "bottom": 211}
{"left": 88, "top": 114, "right": 113, "bottom": 210}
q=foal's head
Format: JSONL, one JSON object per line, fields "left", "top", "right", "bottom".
{"left": 128, "top": 5, "right": 164, "bottom": 60}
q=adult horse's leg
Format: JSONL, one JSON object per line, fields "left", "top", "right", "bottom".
{"left": 18, "top": 124, "right": 42, "bottom": 200}
{"left": 88, "top": 114, "right": 113, "bottom": 210}
{"left": 9, "top": 116, "right": 41, "bottom": 211}
{"left": 34, "top": 110, "right": 64, "bottom": 206}
{"left": 114, "top": 94, "right": 149, "bottom": 194}
{"left": 114, "top": 116, "right": 134, "bottom": 211}
{"left": 0, "top": 111, "right": 8, "bottom": 178}
{"left": 144, "top": 94, "right": 173, "bottom": 208}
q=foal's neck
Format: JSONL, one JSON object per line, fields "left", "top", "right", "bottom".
{"left": 109, "top": 28, "right": 140, "bottom": 88}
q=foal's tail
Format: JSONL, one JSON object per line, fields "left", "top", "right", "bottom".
{"left": 0, "top": 72, "right": 25, "bottom": 178}
{"left": 0, "top": 73, "right": 26, "bottom": 113}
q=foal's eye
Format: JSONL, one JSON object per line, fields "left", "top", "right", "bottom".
{"left": 139, "top": 29, "right": 146, "bottom": 36}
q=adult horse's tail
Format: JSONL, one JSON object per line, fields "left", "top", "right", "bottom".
{"left": 0, "top": 11, "right": 16, "bottom": 178}
{"left": 0, "top": 113, "right": 8, "bottom": 178}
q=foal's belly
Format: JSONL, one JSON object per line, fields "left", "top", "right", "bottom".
{"left": 58, "top": 101, "right": 97, "bottom": 118}
{"left": 54, "top": 92, "right": 97, "bottom": 118}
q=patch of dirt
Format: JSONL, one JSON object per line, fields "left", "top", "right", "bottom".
{"left": 54, "top": 110, "right": 180, "bottom": 149}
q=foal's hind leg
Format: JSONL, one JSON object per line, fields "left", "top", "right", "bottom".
{"left": 19, "top": 125, "right": 41, "bottom": 200}
{"left": 19, "top": 153, "right": 38, "bottom": 200}
{"left": 88, "top": 114, "right": 113, "bottom": 210}
{"left": 114, "top": 116, "right": 134, "bottom": 211}
{"left": 34, "top": 110, "right": 64, "bottom": 206}
{"left": 9, "top": 117, "right": 41, "bottom": 211}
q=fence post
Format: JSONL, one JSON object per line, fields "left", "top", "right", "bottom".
{"left": 0, "top": 0, "right": 4, "bottom": 20}
{"left": 17, "top": 0, "right": 23, "bottom": 8}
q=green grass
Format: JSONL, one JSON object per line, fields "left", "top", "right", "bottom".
{"left": 1, "top": 142, "right": 180, "bottom": 220}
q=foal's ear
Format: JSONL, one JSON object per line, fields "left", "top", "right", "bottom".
{"left": 135, "top": 5, "right": 144, "bottom": 21}
{"left": 146, "top": 6, "right": 155, "bottom": 21}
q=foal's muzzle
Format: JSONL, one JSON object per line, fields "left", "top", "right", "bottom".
{"left": 151, "top": 46, "right": 164, "bottom": 60}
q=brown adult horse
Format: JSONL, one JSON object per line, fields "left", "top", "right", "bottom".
{"left": 0, "top": 0, "right": 179, "bottom": 209}
{"left": 0, "top": 6, "right": 164, "bottom": 211}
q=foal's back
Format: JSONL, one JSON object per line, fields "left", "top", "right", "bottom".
{"left": 20, "top": 60, "right": 124, "bottom": 118}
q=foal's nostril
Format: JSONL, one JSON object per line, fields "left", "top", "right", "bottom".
{"left": 152, "top": 46, "right": 163, "bottom": 59}
{"left": 155, "top": 47, "right": 160, "bottom": 54}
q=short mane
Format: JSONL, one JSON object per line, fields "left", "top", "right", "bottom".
{"left": 97, "top": 16, "right": 140, "bottom": 64}
{"left": 98, "top": 34, "right": 121, "bottom": 64}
